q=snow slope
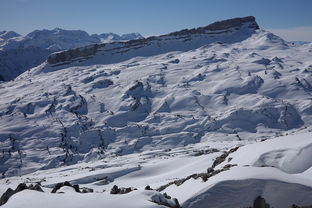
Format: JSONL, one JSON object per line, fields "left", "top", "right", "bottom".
{"left": 0, "top": 16, "right": 312, "bottom": 207}
{"left": 0, "top": 132, "right": 311, "bottom": 208}
{"left": 1, "top": 16, "right": 312, "bottom": 177}
{"left": 0, "top": 29, "right": 143, "bottom": 81}
{"left": 181, "top": 132, "right": 312, "bottom": 208}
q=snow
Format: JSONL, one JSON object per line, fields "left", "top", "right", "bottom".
{"left": 179, "top": 132, "right": 312, "bottom": 207}
{"left": 0, "top": 16, "right": 312, "bottom": 208}
{"left": 0, "top": 29, "right": 143, "bottom": 81}
{"left": 183, "top": 179, "right": 312, "bottom": 208}
{"left": 1, "top": 24, "right": 312, "bottom": 177}
{"left": 1, "top": 132, "right": 311, "bottom": 208}
{"left": 1, "top": 190, "right": 162, "bottom": 208}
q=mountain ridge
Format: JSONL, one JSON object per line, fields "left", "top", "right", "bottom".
{"left": 36, "top": 16, "right": 260, "bottom": 72}
{"left": 0, "top": 28, "right": 143, "bottom": 81}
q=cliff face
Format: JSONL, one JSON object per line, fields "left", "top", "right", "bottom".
{"left": 205, "top": 16, "right": 259, "bottom": 31}
{"left": 167, "top": 16, "right": 259, "bottom": 36}
{"left": 47, "top": 44, "right": 100, "bottom": 65}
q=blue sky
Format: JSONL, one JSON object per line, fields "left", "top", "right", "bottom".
{"left": 1, "top": 0, "right": 312, "bottom": 41}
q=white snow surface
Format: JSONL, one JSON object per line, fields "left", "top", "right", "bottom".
{"left": 0, "top": 17, "right": 312, "bottom": 208}
{"left": 0, "top": 132, "right": 311, "bottom": 208}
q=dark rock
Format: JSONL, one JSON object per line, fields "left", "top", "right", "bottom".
{"left": 28, "top": 184, "right": 44, "bottom": 192}
{"left": 212, "top": 153, "right": 228, "bottom": 167}
{"left": 110, "top": 185, "right": 120, "bottom": 194}
{"left": 118, "top": 187, "right": 133, "bottom": 194}
{"left": 163, "top": 192, "right": 171, "bottom": 199}
{"left": 110, "top": 185, "right": 135, "bottom": 194}
{"left": 169, "top": 59, "right": 180, "bottom": 64}
{"left": 0, "top": 188, "right": 14, "bottom": 206}
{"left": 173, "top": 198, "right": 181, "bottom": 208}
{"left": 51, "top": 182, "right": 64, "bottom": 193}
{"left": 212, "top": 146, "right": 239, "bottom": 168}
{"left": 63, "top": 181, "right": 71, "bottom": 187}
{"left": 72, "top": 184, "right": 80, "bottom": 193}
{"left": 150, "top": 192, "right": 181, "bottom": 208}
{"left": 253, "top": 196, "right": 270, "bottom": 208}
{"left": 229, "top": 146, "right": 240, "bottom": 153}
{"left": 80, "top": 187, "right": 94, "bottom": 193}
{"left": 51, "top": 181, "right": 80, "bottom": 193}
{"left": 194, "top": 148, "right": 220, "bottom": 156}
{"left": 207, "top": 167, "right": 214, "bottom": 174}
{"left": 206, "top": 16, "right": 259, "bottom": 31}
{"left": 145, "top": 185, "right": 152, "bottom": 190}
{"left": 48, "top": 44, "right": 100, "bottom": 65}
{"left": 15, "top": 183, "right": 28, "bottom": 192}
{"left": 0, "top": 183, "right": 45, "bottom": 206}
{"left": 223, "top": 164, "right": 238, "bottom": 169}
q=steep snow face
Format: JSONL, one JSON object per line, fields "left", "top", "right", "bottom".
{"left": 0, "top": 29, "right": 143, "bottom": 81}
{"left": 1, "top": 15, "right": 312, "bottom": 178}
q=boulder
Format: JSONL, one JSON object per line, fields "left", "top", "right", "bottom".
{"left": 0, "top": 188, "right": 14, "bottom": 206}
{"left": 51, "top": 181, "right": 80, "bottom": 193}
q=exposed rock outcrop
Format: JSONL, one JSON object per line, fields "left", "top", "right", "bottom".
{"left": 48, "top": 44, "right": 100, "bottom": 64}
{"left": 0, "top": 183, "right": 43, "bottom": 206}
{"left": 149, "top": 192, "right": 181, "bottom": 208}
{"left": 110, "top": 185, "right": 136, "bottom": 194}
{"left": 51, "top": 181, "right": 80, "bottom": 193}
{"left": 156, "top": 147, "right": 239, "bottom": 191}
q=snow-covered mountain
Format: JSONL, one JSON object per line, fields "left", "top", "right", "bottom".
{"left": 91, "top": 32, "right": 144, "bottom": 43}
{"left": 1, "top": 16, "right": 312, "bottom": 208}
{"left": 0, "top": 29, "right": 143, "bottom": 81}
{"left": 0, "top": 31, "right": 21, "bottom": 45}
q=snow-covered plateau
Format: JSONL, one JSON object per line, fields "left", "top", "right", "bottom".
{"left": 0, "top": 16, "right": 312, "bottom": 208}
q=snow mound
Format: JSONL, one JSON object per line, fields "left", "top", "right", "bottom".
{"left": 254, "top": 143, "right": 312, "bottom": 174}
{"left": 1, "top": 190, "right": 165, "bottom": 208}
{"left": 220, "top": 132, "right": 312, "bottom": 174}
{"left": 183, "top": 179, "right": 312, "bottom": 208}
